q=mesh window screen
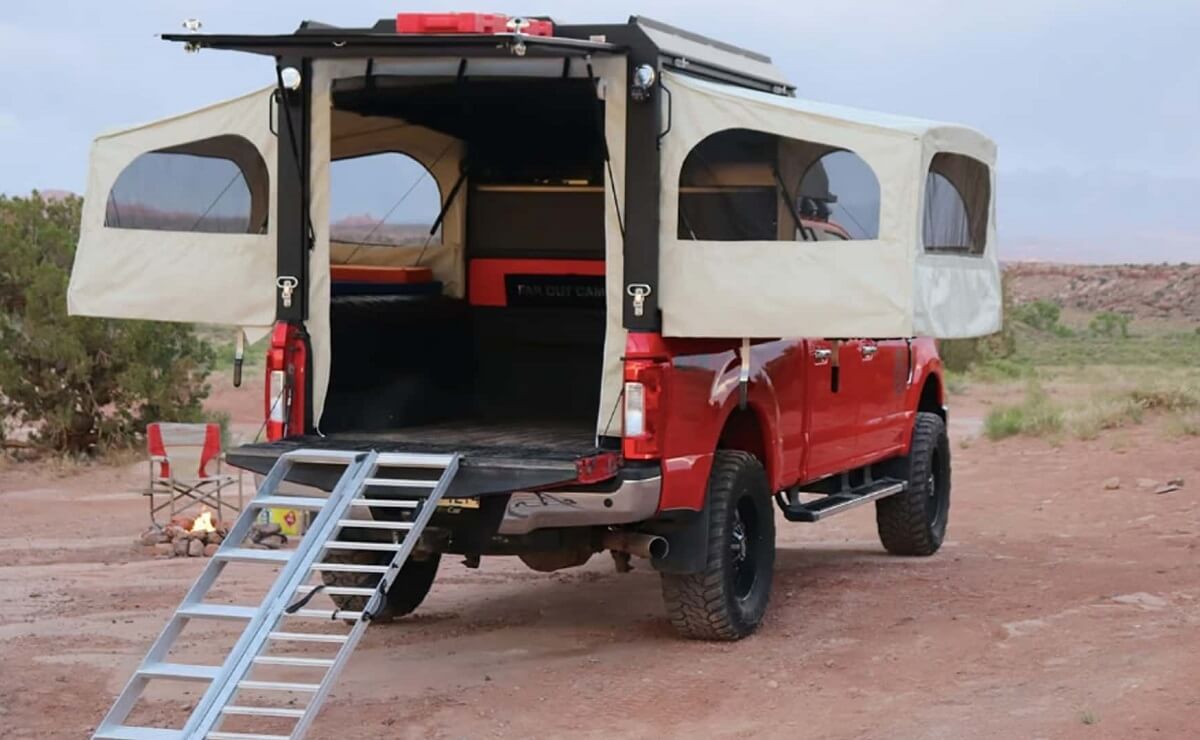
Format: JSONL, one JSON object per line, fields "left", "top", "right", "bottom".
{"left": 104, "top": 135, "right": 267, "bottom": 234}
{"left": 678, "top": 129, "right": 880, "bottom": 242}
{"left": 923, "top": 152, "right": 990, "bottom": 255}
{"left": 330, "top": 152, "right": 443, "bottom": 247}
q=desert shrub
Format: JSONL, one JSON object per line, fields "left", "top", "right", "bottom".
{"left": 0, "top": 193, "right": 215, "bottom": 454}
{"left": 983, "top": 383, "right": 1063, "bottom": 440}
{"left": 1011, "top": 299, "right": 1063, "bottom": 332}
{"left": 1065, "top": 397, "right": 1144, "bottom": 440}
{"left": 1088, "top": 311, "right": 1131, "bottom": 339}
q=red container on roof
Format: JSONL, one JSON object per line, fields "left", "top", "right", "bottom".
{"left": 395, "top": 12, "right": 552, "bottom": 36}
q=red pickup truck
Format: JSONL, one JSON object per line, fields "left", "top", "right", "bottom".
{"left": 72, "top": 14, "right": 996, "bottom": 642}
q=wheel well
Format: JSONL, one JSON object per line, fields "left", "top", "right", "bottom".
{"left": 918, "top": 374, "right": 945, "bottom": 419}
{"left": 718, "top": 407, "right": 769, "bottom": 477}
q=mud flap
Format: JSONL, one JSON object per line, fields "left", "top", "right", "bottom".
{"left": 644, "top": 507, "right": 710, "bottom": 574}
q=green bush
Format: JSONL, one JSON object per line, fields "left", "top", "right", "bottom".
{"left": 1088, "top": 311, "right": 1130, "bottom": 339}
{"left": 983, "top": 383, "right": 1063, "bottom": 440}
{"left": 0, "top": 193, "right": 215, "bottom": 454}
{"left": 1011, "top": 299, "right": 1063, "bottom": 332}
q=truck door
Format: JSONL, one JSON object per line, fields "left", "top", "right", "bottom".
{"left": 853, "top": 339, "right": 910, "bottom": 456}
{"left": 68, "top": 88, "right": 278, "bottom": 332}
{"left": 804, "top": 339, "right": 863, "bottom": 478}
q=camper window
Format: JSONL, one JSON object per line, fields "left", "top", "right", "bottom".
{"left": 923, "top": 152, "right": 990, "bottom": 256}
{"left": 104, "top": 135, "right": 267, "bottom": 234}
{"left": 677, "top": 128, "right": 880, "bottom": 242}
{"left": 330, "top": 151, "right": 443, "bottom": 248}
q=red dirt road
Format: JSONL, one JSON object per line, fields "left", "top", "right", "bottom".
{"left": 1, "top": 402, "right": 1198, "bottom": 738}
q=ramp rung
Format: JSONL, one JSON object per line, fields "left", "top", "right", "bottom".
{"left": 282, "top": 450, "right": 362, "bottom": 464}
{"left": 238, "top": 679, "right": 321, "bottom": 692}
{"left": 139, "top": 662, "right": 219, "bottom": 681}
{"left": 286, "top": 608, "right": 364, "bottom": 621}
{"left": 310, "top": 562, "right": 390, "bottom": 574}
{"left": 322, "top": 541, "right": 402, "bottom": 552}
{"left": 207, "top": 733, "right": 292, "bottom": 740}
{"left": 349, "top": 498, "right": 418, "bottom": 508}
{"left": 254, "top": 495, "right": 328, "bottom": 510}
{"left": 221, "top": 705, "right": 307, "bottom": 719}
{"left": 215, "top": 548, "right": 292, "bottom": 563}
{"left": 375, "top": 452, "right": 457, "bottom": 467}
{"left": 268, "top": 631, "right": 350, "bottom": 644}
{"left": 253, "top": 655, "right": 336, "bottom": 668}
{"left": 297, "top": 584, "right": 376, "bottom": 597}
{"left": 179, "top": 603, "right": 257, "bottom": 621}
{"left": 336, "top": 519, "right": 414, "bottom": 530}
{"left": 363, "top": 477, "right": 437, "bottom": 489}
{"left": 93, "top": 726, "right": 182, "bottom": 739}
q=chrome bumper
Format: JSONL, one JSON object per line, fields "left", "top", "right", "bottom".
{"left": 497, "top": 474, "right": 662, "bottom": 535}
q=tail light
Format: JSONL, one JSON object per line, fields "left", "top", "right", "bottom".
{"left": 264, "top": 322, "right": 307, "bottom": 441}
{"left": 623, "top": 359, "right": 667, "bottom": 459}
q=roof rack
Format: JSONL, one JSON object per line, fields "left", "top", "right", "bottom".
{"left": 161, "top": 15, "right": 794, "bottom": 97}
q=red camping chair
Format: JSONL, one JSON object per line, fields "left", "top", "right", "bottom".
{"left": 144, "top": 422, "right": 243, "bottom": 525}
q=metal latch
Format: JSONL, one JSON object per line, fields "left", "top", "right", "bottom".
{"left": 626, "top": 283, "right": 652, "bottom": 317}
{"left": 276, "top": 276, "right": 299, "bottom": 308}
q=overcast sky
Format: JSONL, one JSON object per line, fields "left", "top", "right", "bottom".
{"left": 1, "top": 1, "right": 1197, "bottom": 261}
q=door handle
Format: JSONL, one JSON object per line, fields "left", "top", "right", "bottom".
{"left": 860, "top": 344, "right": 878, "bottom": 359}
{"left": 812, "top": 348, "right": 832, "bottom": 365}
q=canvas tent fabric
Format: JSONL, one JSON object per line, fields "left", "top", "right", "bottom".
{"left": 657, "top": 71, "right": 1000, "bottom": 340}
{"left": 68, "top": 87, "right": 278, "bottom": 335}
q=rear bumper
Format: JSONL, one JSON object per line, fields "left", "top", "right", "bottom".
{"left": 498, "top": 467, "right": 662, "bottom": 535}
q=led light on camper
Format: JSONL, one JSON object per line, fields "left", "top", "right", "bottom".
{"left": 624, "top": 381, "right": 646, "bottom": 437}
{"left": 269, "top": 370, "right": 288, "bottom": 423}
{"left": 631, "top": 64, "right": 657, "bottom": 102}
{"left": 280, "top": 66, "right": 303, "bottom": 91}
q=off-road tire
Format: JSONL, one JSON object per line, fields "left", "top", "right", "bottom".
{"left": 660, "top": 450, "right": 776, "bottom": 641}
{"left": 875, "top": 411, "right": 951, "bottom": 556}
{"left": 320, "top": 548, "right": 440, "bottom": 622}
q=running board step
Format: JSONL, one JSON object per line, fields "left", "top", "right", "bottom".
{"left": 778, "top": 479, "right": 906, "bottom": 522}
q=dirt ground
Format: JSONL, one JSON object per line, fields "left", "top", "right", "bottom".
{"left": 1, "top": 384, "right": 1198, "bottom": 739}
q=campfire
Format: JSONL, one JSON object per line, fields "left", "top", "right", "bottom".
{"left": 137, "top": 508, "right": 289, "bottom": 558}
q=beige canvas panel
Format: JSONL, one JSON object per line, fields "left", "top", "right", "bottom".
{"left": 68, "top": 87, "right": 277, "bottom": 334}
{"left": 657, "top": 71, "right": 1001, "bottom": 339}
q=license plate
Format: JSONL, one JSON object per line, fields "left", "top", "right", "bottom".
{"left": 437, "top": 497, "right": 480, "bottom": 510}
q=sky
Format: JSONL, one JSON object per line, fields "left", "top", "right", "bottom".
{"left": 1, "top": 0, "right": 1198, "bottom": 262}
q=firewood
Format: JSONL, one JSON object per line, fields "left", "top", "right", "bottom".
{"left": 169, "top": 515, "right": 195, "bottom": 531}
{"left": 187, "top": 539, "right": 204, "bottom": 557}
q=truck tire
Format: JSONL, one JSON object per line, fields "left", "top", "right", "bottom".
{"left": 320, "top": 549, "right": 440, "bottom": 622}
{"left": 876, "top": 411, "right": 950, "bottom": 556}
{"left": 660, "top": 450, "right": 775, "bottom": 641}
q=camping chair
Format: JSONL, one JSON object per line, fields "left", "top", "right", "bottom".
{"left": 144, "top": 422, "right": 243, "bottom": 525}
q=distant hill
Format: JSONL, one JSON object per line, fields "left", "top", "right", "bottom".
{"left": 1006, "top": 262, "right": 1200, "bottom": 321}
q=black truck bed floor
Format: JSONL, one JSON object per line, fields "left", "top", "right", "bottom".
{"left": 227, "top": 420, "right": 606, "bottom": 497}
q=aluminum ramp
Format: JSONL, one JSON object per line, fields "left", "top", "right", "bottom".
{"left": 93, "top": 448, "right": 460, "bottom": 740}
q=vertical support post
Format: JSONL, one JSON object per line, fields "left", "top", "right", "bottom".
{"left": 622, "top": 43, "right": 663, "bottom": 332}
{"left": 275, "top": 56, "right": 312, "bottom": 324}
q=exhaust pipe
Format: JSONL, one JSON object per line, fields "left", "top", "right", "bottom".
{"left": 601, "top": 531, "right": 669, "bottom": 560}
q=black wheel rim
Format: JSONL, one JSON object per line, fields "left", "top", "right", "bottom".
{"left": 731, "top": 495, "right": 759, "bottom": 600}
{"left": 926, "top": 450, "right": 948, "bottom": 532}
